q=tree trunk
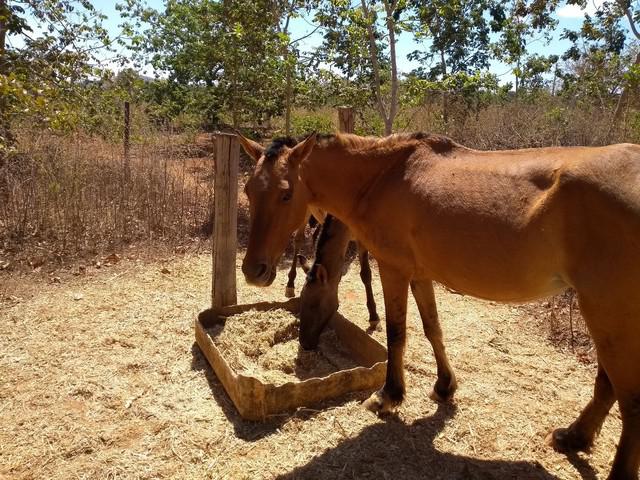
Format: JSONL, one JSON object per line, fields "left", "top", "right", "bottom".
{"left": 383, "top": 0, "right": 398, "bottom": 135}
{"left": 361, "top": 0, "right": 399, "bottom": 135}
{"left": 0, "top": 0, "right": 6, "bottom": 69}
{"left": 338, "top": 107, "right": 355, "bottom": 133}
{"left": 608, "top": 8, "right": 640, "bottom": 140}
{"left": 440, "top": 49, "right": 448, "bottom": 126}
{"left": 0, "top": 0, "right": 13, "bottom": 158}
{"left": 609, "top": 51, "right": 640, "bottom": 141}
{"left": 285, "top": 65, "right": 292, "bottom": 136}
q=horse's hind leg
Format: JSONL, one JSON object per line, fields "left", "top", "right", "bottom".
{"left": 559, "top": 294, "right": 640, "bottom": 479}
{"left": 609, "top": 396, "right": 640, "bottom": 480}
{"left": 550, "top": 361, "right": 615, "bottom": 452}
{"left": 285, "top": 227, "right": 306, "bottom": 297}
{"left": 410, "top": 279, "right": 457, "bottom": 402}
{"left": 356, "top": 242, "right": 380, "bottom": 326}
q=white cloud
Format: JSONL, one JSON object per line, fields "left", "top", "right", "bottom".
{"left": 557, "top": 0, "right": 604, "bottom": 18}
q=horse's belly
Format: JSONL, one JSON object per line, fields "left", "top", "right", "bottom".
{"left": 408, "top": 213, "right": 569, "bottom": 302}
{"left": 433, "top": 268, "right": 569, "bottom": 303}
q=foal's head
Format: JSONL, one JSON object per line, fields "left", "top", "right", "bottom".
{"left": 297, "top": 255, "right": 340, "bottom": 350}
{"left": 237, "top": 132, "right": 317, "bottom": 286}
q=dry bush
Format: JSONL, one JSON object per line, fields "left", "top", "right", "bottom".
{"left": 0, "top": 130, "right": 214, "bottom": 267}
{"left": 398, "top": 95, "right": 635, "bottom": 149}
{"left": 524, "top": 290, "right": 596, "bottom": 364}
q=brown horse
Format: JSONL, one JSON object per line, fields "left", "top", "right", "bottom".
{"left": 263, "top": 137, "right": 320, "bottom": 298}
{"left": 237, "top": 131, "right": 640, "bottom": 480}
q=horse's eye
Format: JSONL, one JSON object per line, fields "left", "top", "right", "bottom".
{"left": 281, "top": 190, "right": 293, "bottom": 203}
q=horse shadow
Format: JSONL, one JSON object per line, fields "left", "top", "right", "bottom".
{"left": 193, "top": 339, "right": 599, "bottom": 479}
{"left": 276, "top": 403, "right": 537, "bottom": 479}
{"left": 277, "top": 401, "right": 600, "bottom": 480}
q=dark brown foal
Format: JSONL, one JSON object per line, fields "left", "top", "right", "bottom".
{"left": 297, "top": 215, "right": 457, "bottom": 403}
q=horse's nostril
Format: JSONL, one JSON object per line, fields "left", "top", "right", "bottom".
{"left": 256, "top": 263, "right": 268, "bottom": 278}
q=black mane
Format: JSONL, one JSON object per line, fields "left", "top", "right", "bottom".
{"left": 264, "top": 136, "right": 298, "bottom": 162}
{"left": 264, "top": 133, "right": 336, "bottom": 162}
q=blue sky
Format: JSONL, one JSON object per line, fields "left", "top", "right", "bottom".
{"left": 15, "top": 0, "right": 622, "bottom": 82}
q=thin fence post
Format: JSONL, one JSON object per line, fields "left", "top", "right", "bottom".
{"left": 124, "top": 101, "right": 131, "bottom": 181}
{"left": 338, "top": 106, "right": 354, "bottom": 134}
{"left": 212, "top": 133, "right": 239, "bottom": 309}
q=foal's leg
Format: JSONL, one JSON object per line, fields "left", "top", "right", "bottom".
{"left": 363, "top": 263, "right": 410, "bottom": 414}
{"left": 285, "top": 227, "right": 306, "bottom": 298}
{"left": 356, "top": 242, "right": 380, "bottom": 326}
{"left": 550, "top": 361, "right": 615, "bottom": 452}
{"left": 410, "top": 279, "right": 457, "bottom": 402}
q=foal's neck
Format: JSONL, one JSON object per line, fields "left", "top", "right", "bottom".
{"left": 313, "top": 215, "right": 351, "bottom": 280}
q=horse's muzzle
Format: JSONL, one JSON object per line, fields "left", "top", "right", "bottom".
{"left": 242, "top": 260, "right": 276, "bottom": 286}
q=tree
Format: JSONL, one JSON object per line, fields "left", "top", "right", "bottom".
{"left": 408, "top": 0, "right": 499, "bottom": 123}
{"left": 120, "top": 0, "right": 303, "bottom": 130}
{"left": 316, "top": 0, "right": 404, "bottom": 134}
{"left": 561, "top": 0, "right": 640, "bottom": 136}
{"left": 0, "top": 1, "right": 113, "bottom": 157}
{"left": 491, "top": 0, "right": 559, "bottom": 94}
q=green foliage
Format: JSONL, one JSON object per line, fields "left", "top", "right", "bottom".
{"left": 630, "top": 111, "right": 640, "bottom": 143}
{"left": 0, "top": 0, "right": 119, "bottom": 155}
{"left": 119, "top": 0, "right": 295, "bottom": 127}
{"left": 402, "top": 71, "right": 503, "bottom": 106}
{"left": 408, "top": 0, "right": 496, "bottom": 78}
{"left": 290, "top": 112, "right": 334, "bottom": 136}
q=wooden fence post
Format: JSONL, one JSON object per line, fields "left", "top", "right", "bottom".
{"left": 338, "top": 107, "right": 354, "bottom": 134}
{"left": 212, "top": 133, "right": 239, "bottom": 309}
{"left": 123, "top": 101, "right": 131, "bottom": 181}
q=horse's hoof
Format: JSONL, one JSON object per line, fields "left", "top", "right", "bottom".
{"left": 547, "top": 428, "right": 592, "bottom": 453}
{"left": 285, "top": 287, "right": 295, "bottom": 298}
{"left": 363, "top": 389, "right": 401, "bottom": 415}
{"left": 369, "top": 318, "right": 381, "bottom": 329}
{"left": 430, "top": 377, "right": 458, "bottom": 403}
{"left": 429, "top": 388, "right": 454, "bottom": 403}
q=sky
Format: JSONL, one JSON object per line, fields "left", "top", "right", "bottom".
{"left": 13, "top": 0, "right": 623, "bottom": 83}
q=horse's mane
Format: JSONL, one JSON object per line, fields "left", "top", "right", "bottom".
{"left": 264, "top": 131, "right": 458, "bottom": 158}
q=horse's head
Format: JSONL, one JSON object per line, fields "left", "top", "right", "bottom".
{"left": 297, "top": 254, "right": 339, "bottom": 350}
{"left": 237, "top": 132, "right": 317, "bottom": 286}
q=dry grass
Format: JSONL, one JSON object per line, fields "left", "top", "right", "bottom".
{"left": 0, "top": 250, "right": 620, "bottom": 480}
{"left": 209, "top": 309, "right": 357, "bottom": 383}
{"left": 0, "top": 131, "right": 214, "bottom": 268}
{"left": 397, "top": 97, "right": 634, "bottom": 149}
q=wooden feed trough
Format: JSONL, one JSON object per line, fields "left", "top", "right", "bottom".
{"left": 197, "top": 122, "right": 387, "bottom": 421}
{"left": 195, "top": 298, "right": 387, "bottom": 421}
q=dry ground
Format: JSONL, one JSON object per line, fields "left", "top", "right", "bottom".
{"left": 0, "top": 251, "right": 621, "bottom": 479}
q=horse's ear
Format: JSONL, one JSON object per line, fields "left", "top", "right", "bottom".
{"left": 288, "top": 131, "right": 317, "bottom": 167}
{"left": 297, "top": 254, "right": 311, "bottom": 274}
{"left": 235, "top": 131, "right": 264, "bottom": 162}
{"left": 316, "top": 264, "right": 328, "bottom": 285}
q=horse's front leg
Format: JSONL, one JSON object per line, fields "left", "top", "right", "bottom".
{"left": 410, "top": 279, "right": 457, "bottom": 402}
{"left": 364, "top": 262, "right": 409, "bottom": 414}
{"left": 285, "top": 227, "right": 306, "bottom": 297}
{"left": 356, "top": 241, "right": 380, "bottom": 326}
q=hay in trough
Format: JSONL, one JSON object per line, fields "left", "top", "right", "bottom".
{"left": 208, "top": 308, "right": 358, "bottom": 383}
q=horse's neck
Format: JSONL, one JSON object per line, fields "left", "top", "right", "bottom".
{"left": 301, "top": 143, "right": 412, "bottom": 222}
